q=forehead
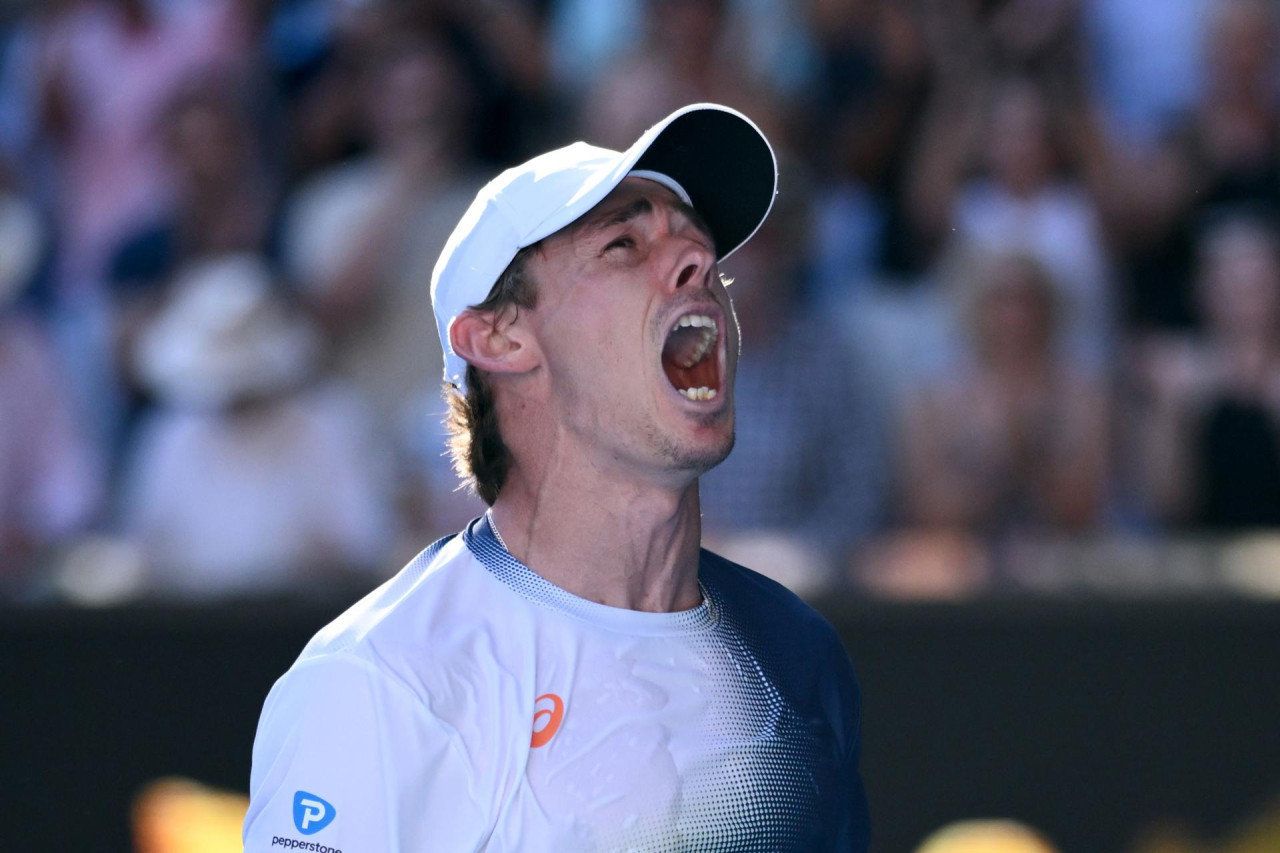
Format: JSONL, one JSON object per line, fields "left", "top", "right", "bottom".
{"left": 564, "top": 176, "right": 713, "bottom": 243}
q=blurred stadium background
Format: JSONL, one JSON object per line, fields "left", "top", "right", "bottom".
{"left": 2, "top": 0, "right": 1280, "bottom": 850}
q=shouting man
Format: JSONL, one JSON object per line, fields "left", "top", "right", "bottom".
{"left": 243, "top": 104, "right": 870, "bottom": 851}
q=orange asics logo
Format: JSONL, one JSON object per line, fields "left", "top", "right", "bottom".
{"left": 530, "top": 693, "right": 564, "bottom": 748}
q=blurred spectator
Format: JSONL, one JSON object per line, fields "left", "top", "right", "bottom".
{"left": 1085, "top": 0, "right": 1214, "bottom": 146}
{"left": 896, "top": 248, "right": 1110, "bottom": 540}
{"left": 853, "top": 528, "right": 991, "bottom": 600}
{"left": 2, "top": 0, "right": 1274, "bottom": 603}
{"left": 806, "top": 0, "right": 934, "bottom": 289}
{"left": 0, "top": 183, "right": 99, "bottom": 588}
{"left": 904, "top": 0, "right": 1085, "bottom": 130}
{"left": 430, "top": 0, "right": 553, "bottom": 162}
{"left": 700, "top": 179, "right": 886, "bottom": 594}
{"left": 106, "top": 76, "right": 279, "bottom": 450}
{"left": 283, "top": 0, "right": 551, "bottom": 181}
{"left": 1121, "top": 0, "right": 1280, "bottom": 331}
{"left": 1134, "top": 213, "right": 1280, "bottom": 530}
{"left": 271, "top": 2, "right": 368, "bottom": 185}
{"left": 1181, "top": 0, "right": 1280, "bottom": 217}
{"left": 549, "top": 0, "right": 814, "bottom": 99}
{"left": 878, "top": 0, "right": 1090, "bottom": 285}
{"left": 908, "top": 75, "right": 1115, "bottom": 375}
{"left": 33, "top": 0, "right": 248, "bottom": 293}
{"left": 119, "top": 254, "right": 392, "bottom": 600}
{"left": 110, "top": 76, "right": 277, "bottom": 295}
{"left": 4, "top": 0, "right": 253, "bottom": 463}
{"left": 0, "top": 0, "right": 74, "bottom": 203}
{"left": 281, "top": 31, "right": 483, "bottom": 438}
{"left": 577, "top": 0, "right": 783, "bottom": 149}
{"left": 279, "top": 27, "right": 497, "bottom": 545}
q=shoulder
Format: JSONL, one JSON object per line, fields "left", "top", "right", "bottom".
{"left": 700, "top": 548, "right": 848, "bottom": 657}
{"left": 297, "top": 531, "right": 500, "bottom": 670}
{"left": 284, "top": 527, "right": 541, "bottom": 719}
{"left": 253, "top": 535, "right": 458, "bottom": 708}
{"left": 247, "top": 530, "right": 530, "bottom": 826}
{"left": 700, "top": 549, "right": 864, "bottom": 755}
{"left": 244, "top": 541, "right": 499, "bottom": 847}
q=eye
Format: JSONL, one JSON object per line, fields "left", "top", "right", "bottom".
{"left": 604, "top": 235, "right": 635, "bottom": 252}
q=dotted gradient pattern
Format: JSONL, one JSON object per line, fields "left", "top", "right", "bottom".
{"left": 466, "top": 519, "right": 716, "bottom": 635}
{"left": 465, "top": 516, "right": 843, "bottom": 852}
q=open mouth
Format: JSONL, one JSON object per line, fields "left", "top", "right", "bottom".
{"left": 661, "top": 311, "right": 721, "bottom": 401}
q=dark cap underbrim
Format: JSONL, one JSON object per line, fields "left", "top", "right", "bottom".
{"left": 632, "top": 107, "right": 777, "bottom": 260}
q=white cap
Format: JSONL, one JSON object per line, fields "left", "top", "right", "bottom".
{"left": 431, "top": 103, "right": 778, "bottom": 391}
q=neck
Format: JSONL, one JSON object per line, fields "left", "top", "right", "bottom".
{"left": 488, "top": 461, "right": 704, "bottom": 613}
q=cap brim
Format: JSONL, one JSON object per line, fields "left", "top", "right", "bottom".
{"left": 628, "top": 104, "right": 777, "bottom": 261}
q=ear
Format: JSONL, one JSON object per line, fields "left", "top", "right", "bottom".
{"left": 449, "top": 306, "right": 540, "bottom": 378}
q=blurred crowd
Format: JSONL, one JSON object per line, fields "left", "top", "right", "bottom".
{"left": 2, "top": 0, "right": 1280, "bottom": 603}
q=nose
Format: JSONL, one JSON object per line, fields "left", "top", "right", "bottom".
{"left": 670, "top": 240, "right": 715, "bottom": 292}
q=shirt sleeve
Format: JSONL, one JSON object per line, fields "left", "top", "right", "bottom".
{"left": 242, "top": 654, "right": 488, "bottom": 852}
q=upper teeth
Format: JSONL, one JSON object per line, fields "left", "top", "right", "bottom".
{"left": 677, "top": 314, "right": 715, "bottom": 329}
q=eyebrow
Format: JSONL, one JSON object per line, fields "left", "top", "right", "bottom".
{"left": 578, "top": 193, "right": 716, "bottom": 250}
{"left": 579, "top": 197, "right": 654, "bottom": 236}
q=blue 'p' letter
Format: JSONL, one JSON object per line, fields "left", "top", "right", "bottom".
{"left": 293, "top": 790, "right": 336, "bottom": 835}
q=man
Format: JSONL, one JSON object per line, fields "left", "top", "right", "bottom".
{"left": 243, "top": 104, "right": 870, "bottom": 851}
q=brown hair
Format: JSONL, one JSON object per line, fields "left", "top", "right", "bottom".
{"left": 444, "top": 246, "right": 539, "bottom": 505}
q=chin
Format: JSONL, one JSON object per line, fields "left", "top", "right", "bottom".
{"left": 662, "top": 420, "right": 735, "bottom": 477}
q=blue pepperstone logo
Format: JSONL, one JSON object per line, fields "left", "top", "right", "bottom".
{"left": 293, "top": 790, "right": 336, "bottom": 835}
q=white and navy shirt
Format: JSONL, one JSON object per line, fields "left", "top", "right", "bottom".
{"left": 243, "top": 515, "right": 869, "bottom": 852}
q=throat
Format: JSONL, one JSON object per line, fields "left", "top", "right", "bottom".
{"left": 489, "top": 488, "right": 706, "bottom": 612}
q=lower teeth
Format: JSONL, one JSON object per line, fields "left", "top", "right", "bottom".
{"left": 679, "top": 387, "right": 717, "bottom": 401}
